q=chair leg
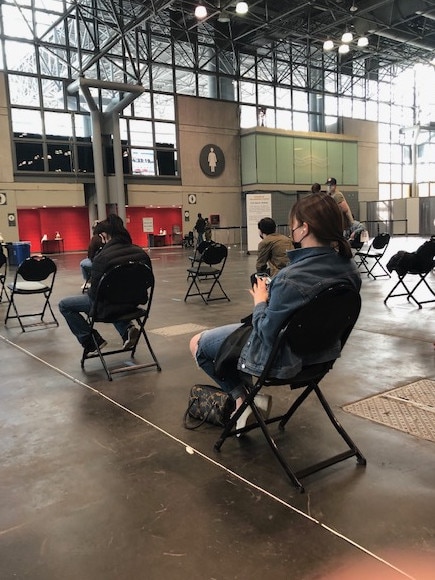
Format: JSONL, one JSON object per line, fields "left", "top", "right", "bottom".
{"left": 214, "top": 388, "right": 305, "bottom": 492}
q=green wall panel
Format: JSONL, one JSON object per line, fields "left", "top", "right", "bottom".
{"left": 294, "top": 138, "right": 312, "bottom": 184}
{"left": 326, "top": 141, "right": 343, "bottom": 183}
{"left": 256, "top": 135, "right": 277, "bottom": 182}
{"left": 276, "top": 136, "right": 294, "bottom": 183}
{"left": 342, "top": 142, "right": 358, "bottom": 185}
{"left": 311, "top": 139, "right": 327, "bottom": 184}
{"left": 241, "top": 134, "right": 257, "bottom": 185}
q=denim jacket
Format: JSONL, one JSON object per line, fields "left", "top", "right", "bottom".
{"left": 238, "top": 246, "right": 361, "bottom": 379}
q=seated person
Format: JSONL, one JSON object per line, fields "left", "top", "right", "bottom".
{"left": 59, "top": 214, "right": 152, "bottom": 356}
{"left": 344, "top": 220, "right": 367, "bottom": 248}
{"left": 80, "top": 220, "right": 102, "bottom": 290}
{"left": 256, "top": 217, "right": 294, "bottom": 277}
{"left": 189, "top": 194, "right": 361, "bottom": 428}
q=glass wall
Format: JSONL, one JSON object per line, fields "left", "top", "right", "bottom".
{"left": 0, "top": 0, "right": 434, "bottom": 195}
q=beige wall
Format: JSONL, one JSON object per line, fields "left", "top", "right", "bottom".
{"left": 342, "top": 118, "right": 379, "bottom": 202}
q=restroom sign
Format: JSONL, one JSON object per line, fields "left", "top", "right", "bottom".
{"left": 0, "top": 192, "right": 6, "bottom": 205}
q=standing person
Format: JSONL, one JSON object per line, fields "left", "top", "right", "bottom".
{"left": 189, "top": 193, "right": 361, "bottom": 429}
{"left": 325, "top": 177, "right": 354, "bottom": 228}
{"left": 194, "top": 213, "right": 206, "bottom": 245}
{"left": 204, "top": 217, "right": 212, "bottom": 242}
{"left": 256, "top": 217, "right": 293, "bottom": 277}
{"left": 59, "top": 214, "right": 152, "bottom": 357}
{"left": 79, "top": 220, "right": 102, "bottom": 290}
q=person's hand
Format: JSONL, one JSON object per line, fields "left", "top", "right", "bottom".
{"left": 249, "top": 277, "right": 269, "bottom": 305}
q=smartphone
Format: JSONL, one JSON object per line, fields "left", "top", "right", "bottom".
{"left": 251, "top": 273, "right": 271, "bottom": 287}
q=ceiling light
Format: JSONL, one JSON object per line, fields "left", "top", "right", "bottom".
{"left": 338, "top": 43, "right": 350, "bottom": 54}
{"left": 236, "top": 2, "right": 249, "bottom": 15}
{"left": 350, "top": 1, "right": 358, "bottom": 12}
{"left": 195, "top": 4, "right": 207, "bottom": 19}
{"left": 323, "top": 39, "right": 334, "bottom": 51}
{"left": 357, "top": 36, "right": 369, "bottom": 47}
{"left": 341, "top": 31, "right": 353, "bottom": 43}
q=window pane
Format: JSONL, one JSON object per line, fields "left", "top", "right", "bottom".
{"left": 11, "top": 108, "right": 42, "bottom": 135}
{"left": 129, "top": 120, "right": 153, "bottom": 146}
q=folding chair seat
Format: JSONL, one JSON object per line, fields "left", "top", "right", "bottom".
{"left": 0, "top": 250, "right": 7, "bottom": 303}
{"left": 214, "top": 284, "right": 366, "bottom": 493}
{"left": 384, "top": 239, "right": 435, "bottom": 308}
{"left": 184, "top": 242, "right": 230, "bottom": 304}
{"left": 81, "top": 261, "right": 161, "bottom": 381}
{"left": 354, "top": 233, "right": 391, "bottom": 279}
{"left": 5, "top": 256, "right": 58, "bottom": 331}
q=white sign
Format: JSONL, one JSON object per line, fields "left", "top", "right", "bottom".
{"left": 246, "top": 193, "right": 272, "bottom": 252}
{"left": 142, "top": 217, "right": 154, "bottom": 233}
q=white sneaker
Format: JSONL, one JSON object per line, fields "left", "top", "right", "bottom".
{"left": 123, "top": 325, "right": 140, "bottom": 350}
{"left": 235, "top": 394, "right": 272, "bottom": 434}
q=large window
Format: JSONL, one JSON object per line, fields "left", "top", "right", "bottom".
{"left": 0, "top": 0, "right": 433, "bottom": 190}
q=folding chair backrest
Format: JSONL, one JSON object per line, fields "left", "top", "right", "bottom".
{"left": 17, "top": 256, "right": 57, "bottom": 281}
{"left": 95, "top": 261, "right": 153, "bottom": 309}
{"left": 200, "top": 242, "right": 228, "bottom": 266}
{"left": 372, "top": 233, "right": 390, "bottom": 251}
{"left": 261, "top": 284, "right": 361, "bottom": 381}
{"left": 0, "top": 251, "right": 6, "bottom": 270}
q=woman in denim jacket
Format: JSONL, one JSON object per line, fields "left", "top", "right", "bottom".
{"left": 190, "top": 193, "right": 361, "bottom": 425}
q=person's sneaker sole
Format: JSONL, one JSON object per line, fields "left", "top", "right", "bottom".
{"left": 123, "top": 326, "right": 140, "bottom": 350}
{"left": 85, "top": 340, "right": 108, "bottom": 357}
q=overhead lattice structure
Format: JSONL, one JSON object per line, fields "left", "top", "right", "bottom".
{"left": 5, "top": 0, "right": 435, "bottom": 87}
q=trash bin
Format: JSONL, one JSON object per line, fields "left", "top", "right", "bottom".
{"left": 6, "top": 241, "right": 31, "bottom": 266}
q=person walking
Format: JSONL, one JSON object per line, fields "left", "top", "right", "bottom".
{"left": 325, "top": 177, "right": 354, "bottom": 228}
{"left": 194, "top": 213, "right": 206, "bottom": 245}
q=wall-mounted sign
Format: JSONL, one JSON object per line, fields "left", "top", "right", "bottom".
{"left": 142, "top": 217, "right": 154, "bottom": 233}
{"left": 8, "top": 213, "right": 16, "bottom": 227}
{"left": 184, "top": 210, "right": 190, "bottom": 221}
{"left": 199, "top": 144, "right": 225, "bottom": 177}
{"left": 0, "top": 192, "right": 7, "bottom": 205}
{"left": 188, "top": 194, "right": 197, "bottom": 204}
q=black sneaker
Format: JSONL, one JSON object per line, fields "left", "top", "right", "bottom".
{"left": 122, "top": 325, "right": 140, "bottom": 350}
{"left": 84, "top": 333, "right": 107, "bottom": 357}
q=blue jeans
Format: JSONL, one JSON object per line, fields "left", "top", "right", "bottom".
{"left": 58, "top": 294, "right": 129, "bottom": 347}
{"left": 80, "top": 258, "right": 92, "bottom": 281}
{"left": 195, "top": 323, "right": 245, "bottom": 399}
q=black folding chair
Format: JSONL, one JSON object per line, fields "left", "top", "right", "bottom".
{"left": 81, "top": 261, "right": 162, "bottom": 381}
{"left": 214, "top": 284, "right": 366, "bottom": 493}
{"left": 354, "top": 233, "right": 391, "bottom": 279}
{"left": 5, "top": 256, "right": 58, "bottom": 331}
{"left": 384, "top": 238, "right": 435, "bottom": 308}
{"left": 0, "top": 250, "right": 7, "bottom": 303}
{"left": 184, "top": 242, "right": 230, "bottom": 304}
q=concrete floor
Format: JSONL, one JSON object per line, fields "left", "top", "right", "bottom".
{"left": 1, "top": 237, "right": 435, "bottom": 580}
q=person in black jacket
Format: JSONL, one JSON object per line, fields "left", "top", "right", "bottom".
{"left": 59, "top": 214, "right": 152, "bottom": 357}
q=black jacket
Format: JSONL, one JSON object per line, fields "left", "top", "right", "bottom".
{"left": 89, "top": 237, "right": 152, "bottom": 318}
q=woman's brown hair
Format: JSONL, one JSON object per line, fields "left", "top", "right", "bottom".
{"left": 289, "top": 193, "right": 352, "bottom": 259}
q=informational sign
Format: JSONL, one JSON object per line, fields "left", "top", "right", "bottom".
{"left": 8, "top": 212, "right": 16, "bottom": 227}
{"left": 142, "top": 217, "right": 154, "bottom": 233}
{"left": 199, "top": 144, "right": 225, "bottom": 177}
{"left": 0, "top": 192, "right": 7, "bottom": 205}
{"left": 246, "top": 193, "right": 272, "bottom": 252}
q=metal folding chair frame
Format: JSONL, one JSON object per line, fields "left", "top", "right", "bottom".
{"left": 81, "top": 261, "right": 162, "bottom": 381}
{"left": 5, "top": 256, "right": 58, "bottom": 331}
{"left": 355, "top": 233, "right": 391, "bottom": 280}
{"left": 214, "top": 284, "right": 366, "bottom": 493}
{"left": 384, "top": 268, "right": 435, "bottom": 308}
{"left": 185, "top": 243, "right": 230, "bottom": 304}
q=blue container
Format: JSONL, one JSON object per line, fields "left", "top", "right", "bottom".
{"left": 8, "top": 241, "right": 31, "bottom": 266}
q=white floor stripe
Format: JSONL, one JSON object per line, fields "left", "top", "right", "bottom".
{"left": 0, "top": 334, "right": 416, "bottom": 580}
